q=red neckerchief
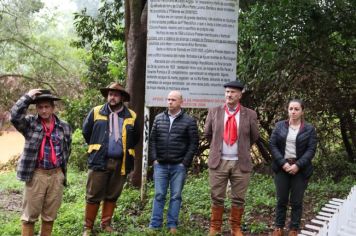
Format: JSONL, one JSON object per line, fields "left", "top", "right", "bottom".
{"left": 224, "top": 103, "right": 240, "bottom": 145}
{"left": 38, "top": 115, "right": 57, "bottom": 165}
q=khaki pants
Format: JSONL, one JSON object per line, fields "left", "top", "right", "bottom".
{"left": 86, "top": 159, "right": 127, "bottom": 204}
{"left": 21, "top": 168, "right": 65, "bottom": 222}
{"left": 209, "top": 160, "right": 251, "bottom": 206}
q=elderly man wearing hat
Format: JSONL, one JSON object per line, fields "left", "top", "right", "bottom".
{"left": 204, "top": 80, "right": 260, "bottom": 236}
{"left": 10, "top": 89, "right": 72, "bottom": 236}
{"left": 82, "top": 82, "right": 140, "bottom": 235}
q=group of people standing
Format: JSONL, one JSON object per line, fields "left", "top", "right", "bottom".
{"left": 10, "top": 79, "right": 317, "bottom": 236}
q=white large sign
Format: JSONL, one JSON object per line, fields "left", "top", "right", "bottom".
{"left": 146, "top": 0, "right": 238, "bottom": 108}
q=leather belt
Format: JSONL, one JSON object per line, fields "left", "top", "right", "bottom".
{"left": 35, "top": 168, "right": 62, "bottom": 175}
{"left": 286, "top": 158, "right": 296, "bottom": 165}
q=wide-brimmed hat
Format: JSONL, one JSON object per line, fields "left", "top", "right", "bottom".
{"left": 223, "top": 80, "right": 245, "bottom": 90}
{"left": 100, "top": 82, "right": 130, "bottom": 102}
{"left": 31, "top": 89, "right": 61, "bottom": 104}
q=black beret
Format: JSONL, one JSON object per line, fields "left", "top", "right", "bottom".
{"left": 31, "top": 90, "right": 61, "bottom": 104}
{"left": 223, "top": 80, "right": 244, "bottom": 90}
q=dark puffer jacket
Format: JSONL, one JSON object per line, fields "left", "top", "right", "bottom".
{"left": 149, "top": 110, "right": 199, "bottom": 167}
{"left": 270, "top": 120, "right": 317, "bottom": 178}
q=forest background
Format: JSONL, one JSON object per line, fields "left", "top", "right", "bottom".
{"left": 0, "top": 0, "right": 355, "bottom": 235}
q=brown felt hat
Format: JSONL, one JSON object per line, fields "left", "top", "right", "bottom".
{"left": 100, "top": 82, "right": 130, "bottom": 102}
{"left": 31, "top": 89, "right": 61, "bottom": 104}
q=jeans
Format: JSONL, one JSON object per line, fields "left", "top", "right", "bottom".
{"left": 149, "top": 163, "right": 187, "bottom": 229}
{"left": 274, "top": 171, "right": 308, "bottom": 229}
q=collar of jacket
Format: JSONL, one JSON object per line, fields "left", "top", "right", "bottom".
{"left": 100, "top": 103, "right": 132, "bottom": 118}
{"left": 219, "top": 104, "right": 246, "bottom": 115}
{"left": 283, "top": 119, "right": 305, "bottom": 132}
{"left": 164, "top": 108, "right": 185, "bottom": 118}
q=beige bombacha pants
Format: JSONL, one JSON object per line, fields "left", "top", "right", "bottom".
{"left": 209, "top": 159, "right": 251, "bottom": 207}
{"left": 21, "top": 168, "right": 64, "bottom": 222}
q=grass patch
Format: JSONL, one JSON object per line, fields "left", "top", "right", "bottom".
{"left": 0, "top": 170, "right": 354, "bottom": 235}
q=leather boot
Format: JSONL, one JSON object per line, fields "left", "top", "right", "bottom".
{"left": 83, "top": 203, "right": 100, "bottom": 236}
{"left": 288, "top": 229, "right": 298, "bottom": 236}
{"left": 272, "top": 228, "right": 284, "bottom": 236}
{"left": 229, "top": 206, "right": 244, "bottom": 236}
{"left": 208, "top": 205, "right": 224, "bottom": 236}
{"left": 22, "top": 222, "right": 35, "bottom": 236}
{"left": 40, "top": 221, "right": 53, "bottom": 236}
{"left": 101, "top": 201, "right": 116, "bottom": 233}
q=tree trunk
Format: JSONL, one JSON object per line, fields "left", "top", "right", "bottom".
{"left": 339, "top": 114, "right": 355, "bottom": 162}
{"left": 125, "top": 0, "right": 148, "bottom": 187}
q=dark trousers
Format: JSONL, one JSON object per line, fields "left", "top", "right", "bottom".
{"left": 274, "top": 171, "right": 308, "bottom": 229}
{"left": 86, "top": 159, "right": 127, "bottom": 204}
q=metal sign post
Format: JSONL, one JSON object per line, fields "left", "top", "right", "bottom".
{"left": 140, "top": 105, "right": 150, "bottom": 201}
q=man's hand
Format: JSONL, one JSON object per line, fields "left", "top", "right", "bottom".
{"left": 282, "top": 163, "right": 291, "bottom": 172}
{"left": 288, "top": 164, "right": 300, "bottom": 175}
{"left": 27, "top": 89, "right": 42, "bottom": 99}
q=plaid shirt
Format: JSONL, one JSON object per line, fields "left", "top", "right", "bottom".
{"left": 10, "top": 94, "right": 72, "bottom": 184}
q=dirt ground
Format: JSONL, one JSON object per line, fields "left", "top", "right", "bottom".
{"left": 0, "top": 131, "right": 24, "bottom": 163}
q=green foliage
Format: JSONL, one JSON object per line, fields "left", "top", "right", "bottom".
{"left": 62, "top": 90, "right": 103, "bottom": 130}
{"left": 313, "top": 149, "right": 356, "bottom": 181}
{"left": 67, "top": 129, "right": 88, "bottom": 171}
{"left": 0, "top": 172, "right": 23, "bottom": 191}
{"left": 238, "top": 0, "right": 356, "bottom": 163}
{"left": 64, "top": 1, "right": 127, "bottom": 129}
{"left": 0, "top": 0, "right": 87, "bottom": 114}
{"left": 72, "top": 0, "right": 125, "bottom": 85}
{"left": 244, "top": 173, "right": 275, "bottom": 233}
{"left": 305, "top": 175, "right": 356, "bottom": 213}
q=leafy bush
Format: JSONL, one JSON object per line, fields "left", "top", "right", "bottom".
{"left": 313, "top": 150, "right": 356, "bottom": 181}
{"left": 68, "top": 128, "right": 88, "bottom": 171}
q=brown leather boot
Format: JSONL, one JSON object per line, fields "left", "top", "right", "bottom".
{"left": 208, "top": 205, "right": 224, "bottom": 236}
{"left": 288, "top": 229, "right": 298, "bottom": 236}
{"left": 40, "top": 221, "right": 53, "bottom": 236}
{"left": 83, "top": 203, "right": 100, "bottom": 236}
{"left": 169, "top": 227, "right": 177, "bottom": 234}
{"left": 229, "top": 206, "right": 244, "bottom": 236}
{"left": 101, "top": 201, "right": 116, "bottom": 233}
{"left": 22, "top": 222, "right": 35, "bottom": 236}
{"left": 272, "top": 228, "right": 284, "bottom": 236}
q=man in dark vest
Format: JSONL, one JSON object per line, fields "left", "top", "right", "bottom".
{"left": 82, "top": 82, "right": 140, "bottom": 235}
{"left": 11, "top": 89, "right": 72, "bottom": 236}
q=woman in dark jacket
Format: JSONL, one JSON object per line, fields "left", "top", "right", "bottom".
{"left": 270, "top": 99, "right": 317, "bottom": 236}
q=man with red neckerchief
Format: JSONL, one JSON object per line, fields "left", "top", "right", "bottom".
{"left": 11, "top": 89, "right": 72, "bottom": 236}
{"left": 204, "top": 80, "right": 260, "bottom": 236}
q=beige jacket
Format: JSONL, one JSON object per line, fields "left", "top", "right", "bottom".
{"left": 204, "top": 105, "right": 259, "bottom": 172}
